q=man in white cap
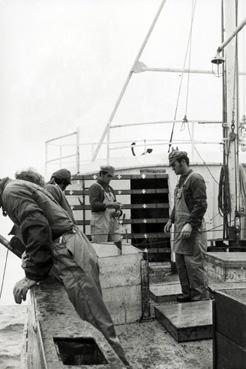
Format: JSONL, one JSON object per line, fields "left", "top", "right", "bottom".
{"left": 89, "top": 165, "right": 122, "bottom": 253}
{"left": 164, "top": 149, "right": 209, "bottom": 302}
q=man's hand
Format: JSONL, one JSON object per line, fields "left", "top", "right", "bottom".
{"left": 106, "top": 202, "right": 121, "bottom": 210}
{"left": 13, "top": 277, "right": 37, "bottom": 304}
{"left": 111, "top": 210, "right": 122, "bottom": 219}
{"left": 180, "top": 223, "right": 192, "bottom": 239}
{"left": 164, "top": 220, "right": 172, "bottom": 233}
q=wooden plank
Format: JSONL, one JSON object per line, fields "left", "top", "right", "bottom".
{"left": 155, "top": 300, "right": 213, "bottom": 342}
{"left": 73, "top": 174, "right": 169, "bottom": 180}
{"left": 66, "top": 188, "right": 169, "bottom": 196}
{"left": 214, "top": 331, "right": 246, "bottom": 369}
{"left": 70, "top": 203, "right": 169, "bottom": 210}
{"left": 150, "top": 282, "right": 181, "bottom": 303}
{"left": 75, "top": 218, "right": 169, "bottom": 225}
{"left": 120, "top": 232, "right": 170, "bottom": 239}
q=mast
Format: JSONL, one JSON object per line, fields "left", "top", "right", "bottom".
{"left": 223, "top": 0, "right": 240, "bottom": 243}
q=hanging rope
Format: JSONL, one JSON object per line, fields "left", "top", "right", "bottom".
{"left": 0, "top": 249, "right": 9, "bottom": 300}
{"left": 168, "top": 0, "right": 197, "bottom": 152}
{"left": 218, "top": 165, "right": 231, "bottom": 217}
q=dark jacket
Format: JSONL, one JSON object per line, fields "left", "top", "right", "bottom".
{"left": 0, "top": 178, "right": 73, "bottom": 281}
{"left": 45, "top": 182, "right": 75, "bottom": 223}
{"left": 170, "top": 170, "right": 207, "bottom": 230}
{"left": 89, "top": 179, "right": 116, "bottom": 212}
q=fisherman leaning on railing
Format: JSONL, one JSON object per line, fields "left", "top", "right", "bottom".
{"left": 0, "top": 175, "right": 129, "bottom": 366}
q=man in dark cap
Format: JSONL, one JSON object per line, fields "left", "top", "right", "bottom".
{"left": 164, "top": 149, "right": 209, "bottom": 302}
{"left": 0, "top": 176, "right": 129, "bottom": 365}
{"left": 50, "top": 169, "right": 72, "bottom": 190}
{"left": 89, "top": 165, "right": 122, "bottom": 253}
{"left": 46, "top": 168, "right": 75, "bottom": 222}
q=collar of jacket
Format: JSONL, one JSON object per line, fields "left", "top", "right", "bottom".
{"left": 97, "top": 178, "right": 110, "bottom": 190}
{"left": 0, "top": 177, "right": 11, "bottom": 199}
{"left": 0, "top": 177, "right": 11, "bottom": 212}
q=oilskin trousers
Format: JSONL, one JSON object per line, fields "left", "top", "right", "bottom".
{"left": 91, "top": 183, "right": 121, "bottom": 244}
{"left": 51, "top": 227, "right": 128, "bottom": 365}
{"left": 173, "top": 173, "right": 209, "bottom": 301}
{"left": 175, "top": 233, "right": 209, "bottom": 301}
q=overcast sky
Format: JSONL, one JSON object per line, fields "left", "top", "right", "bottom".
{"left": 0, "top": 0, "right": 246, "bottom": 303}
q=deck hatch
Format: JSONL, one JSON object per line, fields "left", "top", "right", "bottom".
{"left": 54, "top": 336, "right": 108, "bottom": 365}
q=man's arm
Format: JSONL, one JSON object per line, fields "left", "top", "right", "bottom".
{"left": 89, "top": 184, "right": 106, "bottom": 212}
{"left": 170, "top": 207, "right": 175, "bottom": 223}
{"left": 164, "top": 207, "right": 175, "bottom": 233}
{"left": 4, "top": 194, "right": 54, "bottom": 281}
{"left": 20, "top": 211, "right": 53, "bottom": 281}
{"left": 188, "top": 174, "right": 207, "bottom": 229}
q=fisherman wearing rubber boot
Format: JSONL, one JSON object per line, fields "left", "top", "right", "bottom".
{"left": 164, "top": 149, "right": 209, "bottom": 302}
{"left": 89, "top": 165, "right": 123, "bottom": 254}
{"left": 0, "top": 177, "right": 129, "bottom": 366}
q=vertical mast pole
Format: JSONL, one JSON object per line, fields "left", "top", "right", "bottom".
{"left": 223, "top": 0, "right": 240, "bottom": 242}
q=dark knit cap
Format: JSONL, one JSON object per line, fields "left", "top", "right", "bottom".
{"left": 51, "top": 169, "right": 71, "bottom": 183}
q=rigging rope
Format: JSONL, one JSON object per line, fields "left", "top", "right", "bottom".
{"left": 186, "top": 123, "right": 219, "bottom": 184}
{"left": 168, "top": 0, "right": 197, "bottom": 152}
{"left": 0, "top": 249, "right": 9, "bottom": 300}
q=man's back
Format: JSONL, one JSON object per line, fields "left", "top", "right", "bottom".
{"left": 2, "top": 179, "right": 73, "bottom": 238}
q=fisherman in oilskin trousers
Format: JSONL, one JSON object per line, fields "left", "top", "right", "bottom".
{"left": 89, "top": 165, "right": 123, "bottom": 254}
{"left": 0, "top": 177, "right": 129, "bottom": 366}
{"left": 164, "top": 149, "right": 209, "bottom": 302}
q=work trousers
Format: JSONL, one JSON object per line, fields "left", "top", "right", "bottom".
{"left": 51, "top": 228, "right": 128, "bottom": 365}
{"left": 175, "top": 242, "right": 209, "bottom": 301}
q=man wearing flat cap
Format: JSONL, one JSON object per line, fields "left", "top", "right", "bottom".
{"left": 164, "top": 149, "right": 209, "bottom": 302}
{"left": 46, "top": 168, "right": 75, "bottom": 223}
{"left": 89, "top": 165, "right": 122, "bottom": 253}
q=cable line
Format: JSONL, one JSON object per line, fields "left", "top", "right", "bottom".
{"left": 0, "top": 249, "right": 9, "bottom": 300}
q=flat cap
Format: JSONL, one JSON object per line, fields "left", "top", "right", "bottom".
{"left": 51, "top": 169, "right": 71, "bottom": 183}
{"left": 100, "top": 165, "right": 115, "bottom": 176}
{"left": 168, "top": 149, "right": 188, "bottom": 165}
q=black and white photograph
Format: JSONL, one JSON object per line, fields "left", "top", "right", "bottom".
{"left": 0, "top": 1, "right": 246, "bottom": 368}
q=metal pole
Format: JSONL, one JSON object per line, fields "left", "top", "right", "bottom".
{"left": 191, "top": 121, "right": 195, "bottom": 161}
{"left": 0, "top": 234, "right": 22, "bottom": 258}
{"left": 136, "top": 66, "right": 246, "bottom": 76}
{"left": 106, "top": 128, "right": 110, "bottom": 164}
{"left": 92, "top": 0, "right": 168, "bottom": 161}
{"left": 45, "top": 141, "right": 48, "bottom": 178}
{"left": 59, "top": 145, "right": 62, "bottom": 169}
{"left": 223, "top": 0, "right": 240, "bottom": 242}
{"left": 217, "top": 17, "right": 246, "bottom": 54}
{"left": 76, "top": 127, "right": 80, "bottom": 174}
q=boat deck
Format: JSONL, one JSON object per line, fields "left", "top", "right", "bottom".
{"left": 116, "top": 320, "right": 212, "bottom": 369}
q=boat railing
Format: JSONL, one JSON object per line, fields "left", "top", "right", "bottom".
{"left": 44, "top": 121, "right": 225, "bottom": 176}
